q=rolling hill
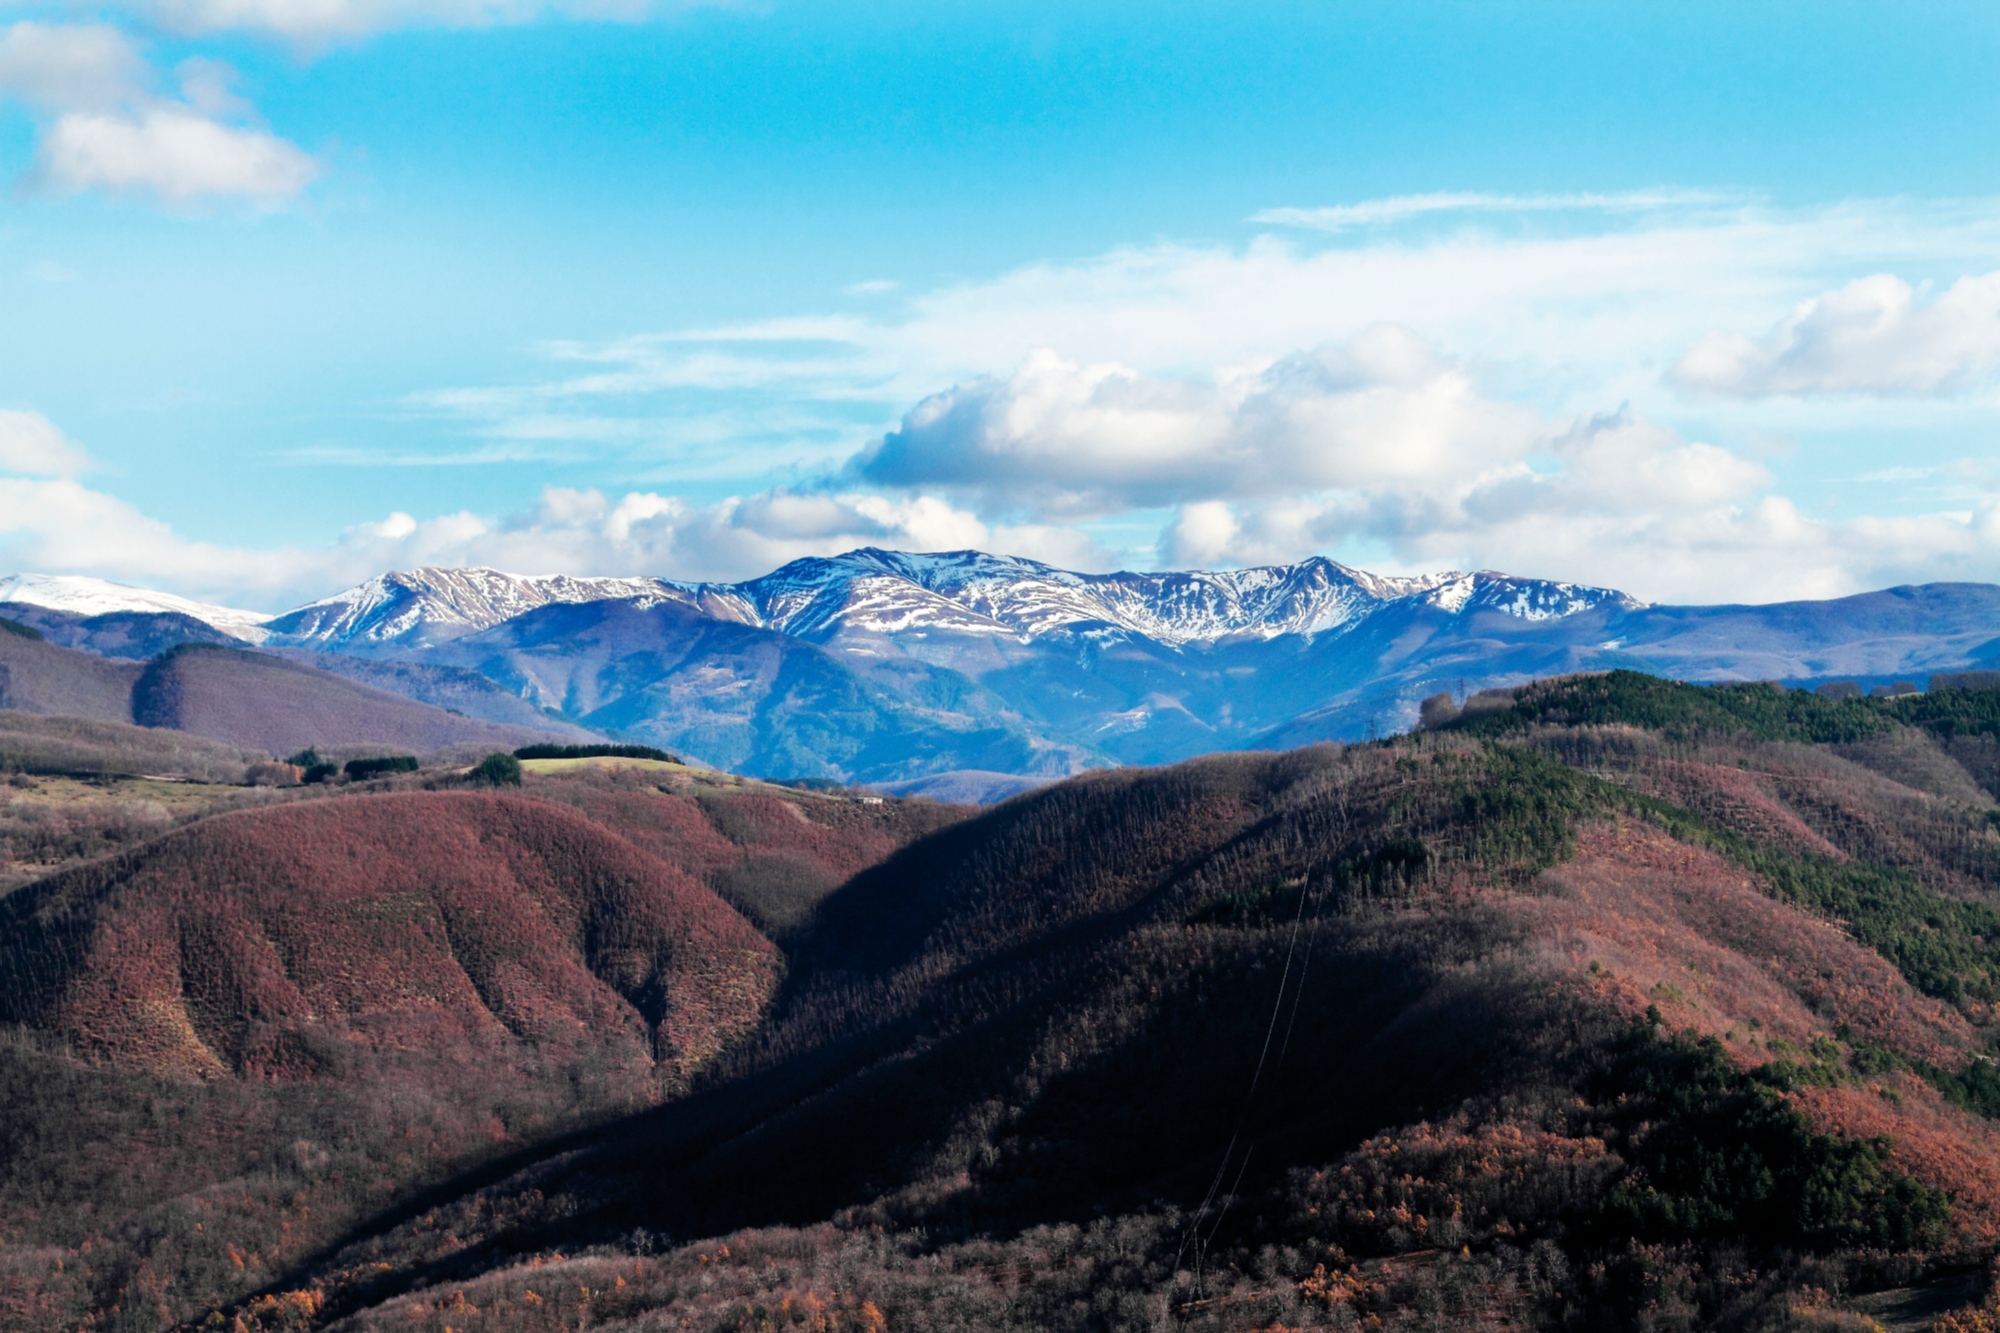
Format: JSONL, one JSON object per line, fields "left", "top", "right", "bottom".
{"left": 0, "top": 615, "right": 143, "bottom": 721}
{"left": 0, "top": 626, "right": 582, "bottom": 758}
{"left": 46, "top": 672, "right": 1984, "bottom": 1333}
{"left": 0, "top": 771, "right": 956, "bottom": 1332}
{"left": 0, "top": 602, "right": 247, "bottom": 659}
{"left": 0, "top": 790, "right": 781, "bottom": 1084}
{"left": 130, "top": 644, "right": 576, "bottom": 756}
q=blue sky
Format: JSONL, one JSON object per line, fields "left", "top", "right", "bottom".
{"left": 2, "top": 2, "right": 2000, "bottom": 608}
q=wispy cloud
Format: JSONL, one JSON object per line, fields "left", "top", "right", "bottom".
{"left": 1249, "top": 188, "right": 1735, "bottom": 232}
{"left": 273, "top": 443, "right": 592, "bottom": 466}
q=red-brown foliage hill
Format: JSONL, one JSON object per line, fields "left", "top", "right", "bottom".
{"left": 0, "top": 790, "right": 779, "bottom": 1088}
{"left": 133, "top": 646, "right": 572, "bottom": 755}
{"left": 0, "top": 769, "right": 954, "bottom": 1333}
{"left": 25, "top": 674, "right": 2000, "bottom": 1333}
{"left": 523, "top": 763, "right": 969, "bottom": 934}
{"left": 224, "top": 707, "right": 2000, "bottom": 1332}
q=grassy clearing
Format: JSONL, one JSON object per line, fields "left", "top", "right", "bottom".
{"left": 518, "top": 755, "right": 690, "bottom": 775}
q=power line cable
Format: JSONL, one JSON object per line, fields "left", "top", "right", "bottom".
{"left": 1175, "top": 788, "right": 1351, "bottom": 1319}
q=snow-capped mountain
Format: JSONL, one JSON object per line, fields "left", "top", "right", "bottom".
{"left": 0, "top": 552, "right": 1995, "bottom": 787}
{"left": 725, "top": 549, "right": 1638, "bottom": 645}
{"left": 260, "top": 566, "right": 752, "bottom": 649}
{"left": 263, "top": 550, "right": 1642, "bottom": 652}
{"left": 0, "top": 573, "right": 275, "bottom": 642}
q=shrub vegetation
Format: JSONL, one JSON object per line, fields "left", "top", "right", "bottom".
{"left": 343, "top": 754, "right": 420, "bottom": 780}
{"left": 513, "top": 742, "right": 680, "bottom": 762}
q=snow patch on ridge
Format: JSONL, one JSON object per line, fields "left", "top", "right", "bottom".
{"left": 201, "top": 550, "right": 1644, "bottom": 652}
{"left": 0, "top": 574, "right": 275, "bottom": 642}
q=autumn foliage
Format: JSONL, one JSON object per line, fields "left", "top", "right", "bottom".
{"left": 13, "top": 676, "right": 2000, "bottom": 1329}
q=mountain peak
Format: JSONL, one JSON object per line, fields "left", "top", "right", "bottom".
{"left": 0, "top": 573, "right": 275, "bottom": 641}
{"left": 1, "top": 551, "right": 1642, "bottom": 656}
{"left": 248, "top": 551, "right": 1640, "bottom": 651}
{"left": 263, "top": 565, "right": 693, "bottom": 648}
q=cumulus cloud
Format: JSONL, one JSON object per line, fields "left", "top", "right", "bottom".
{"left": 35, "top": 108, "right": 317, "bottom": 201}
{"left": 0, "top": 410, "right": 94, "bottom": 476}
{"left": 1146, "top": 406, "right": 2000, "bottom": 604}
{"left": 0, "top": 22, "right": 317, "bottom": 203}
{"left": 366, "top": 486, "right": 1115, "bottom": 587}
{"left": 0, "top": 402, "right": 1991, "bottom": 612}
{"left": 1675, "top": 271, "right": 2000, "bottom": 397}
{"left": 848, "top": 329, "right": 1969, "bottom": 603}
{"left": 424, "top": 197, "right": 2000, "bottom": 494}
{"left": 0, "top": 22, "right": 144, "bottom": 111}
{"left": 852, "top": 328, "right": 1541, "bottom": 517}
{"left": 39, "top": 190, "right": 1994, "bottom": 608}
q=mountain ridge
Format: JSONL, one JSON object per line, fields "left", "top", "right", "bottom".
{"left": 0, "top": 572, "right": 275, "bottom": 641}
{"left": 257, "top": 549, "right": 1646, "bottom": 651}
{"left": 7, "top": 555, "right": 2000, "bottom": 785}
{"left": 0, "top": 550, "right": 1647, "bottom": 652}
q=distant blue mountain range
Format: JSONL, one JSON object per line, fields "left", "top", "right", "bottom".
{"left": 4, "top": 552, "right": 1998, "bottom": 788}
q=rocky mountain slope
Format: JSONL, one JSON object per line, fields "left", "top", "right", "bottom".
{"left": 251, "top": 555, "right": 2000, "bottom": 782}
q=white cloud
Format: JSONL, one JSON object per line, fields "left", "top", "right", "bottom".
{"left": 365, "top": 194, "right": 2000, "bottom": 605}
{"left": 851, "top": 329, "right": 1542, "bottom": 517}
{"left": 0, "top": 411, "right": 1119, "bottom": 604}
{"left": 841, "top": 332, "right": 1999, "bottom": 604}
{"left": 1161, "top": 500, "right": 1241, "bottom": 567}
{"left": 0, "top": 22, "right": 144, "bottom": 111}
{"left": 19, "top": 192, "right": 1984, "bottom": 608}
{"left": 1147, "top": 407, "right": 2000, "bottom": 604}
{"left": 0, "top": 407, "right": 1988, "bottom": 612}
{"left": 0, "top": 410, "right": 93, "bottom": 476}
{"left": 487, "top": 196, "right": 2000, "bottom": 439}
{"left": 35, "top": 107, "right": 317, "bottom": 200}
{"left": 0, "top": 22, "right": 317, "bottom": 203}
{"left": 1674, "top": 270, "right": 2000, "bottom": 397}
{"left": 1250, "top": 188, "right": 1731, "bottom": 232}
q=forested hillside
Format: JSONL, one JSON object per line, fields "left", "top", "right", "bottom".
{"left": 10, "top": 676, "right": 2000, "bottom": 1329}
{"left": 0, "top": 763, "right": 955, "bottom": 1332}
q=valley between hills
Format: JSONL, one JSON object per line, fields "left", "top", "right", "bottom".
{"left": 7, "top": 671, "right": 2000, "bottom": 1329}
